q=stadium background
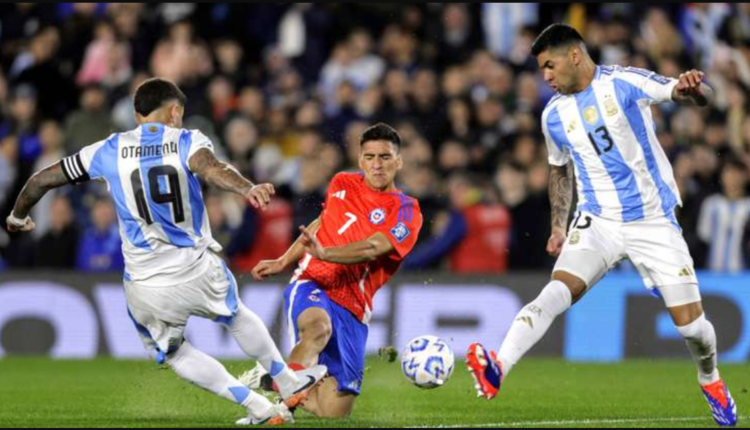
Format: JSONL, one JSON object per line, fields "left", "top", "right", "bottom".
{"left": 1, "top": 1, "right": 750, "bottom": 354}
{"left": 1, "top": 4, "right": 750, "bottom": 428}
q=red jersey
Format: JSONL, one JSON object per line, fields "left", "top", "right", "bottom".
{"left": 293, "top": 172, "right": 423, "bottom": 324}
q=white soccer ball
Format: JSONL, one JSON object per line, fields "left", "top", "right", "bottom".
{"left": 401, "top": 335, "right": 455, "bottom": 389}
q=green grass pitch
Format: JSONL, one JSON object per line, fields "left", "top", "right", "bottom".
{"left": 0, "top": 358, "right": 748, "bottom": 428}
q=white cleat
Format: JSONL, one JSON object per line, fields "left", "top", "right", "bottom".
{"left": 279, "top": 365, "right": 328, "bottom": 409}
{"left": 236, "top": 403, "right": 294, "bottom": 426}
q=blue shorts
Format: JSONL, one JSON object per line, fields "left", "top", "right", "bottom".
{"left": 284, "top": 281, "right": 368, "bottom": 396}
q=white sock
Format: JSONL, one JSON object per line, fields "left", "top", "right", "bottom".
{"left": 497, "top": 280, "right": 572, "bottom": 377}
{"left": 167, "top": 341, "right": 274, "bottom": 419}
{"left": 226, "top": 304, "right": 299, "bottom": 396}
{"left": 676, "top": 314, "right": 720, "bottom": 386}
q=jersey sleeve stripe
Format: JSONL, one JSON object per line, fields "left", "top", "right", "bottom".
{"left": 70, "top": 155, "right": 82, "bottom": 177}
{"left": 60, "top": 158, "right": 75, "bottom": 183}
{"left": 61, "top": 154, "right": 90, "bottom": 184}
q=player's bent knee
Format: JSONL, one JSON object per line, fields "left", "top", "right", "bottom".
{"left": 551, "top": 271, "right": 588, "bottom": 303}
{"left": 301, "top": 321, "right": 333, "bottom": 346}
{"left": 297, "top": 309, "right": 333, "bottom": 346}
{"left": 669, "top": 301, "right": 704, "bottom": 328}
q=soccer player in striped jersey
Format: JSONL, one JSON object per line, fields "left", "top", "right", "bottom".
{"left": 5, "top": 78, "right": 327, "bottom": 426}
{"left": 466, "top": 24, "right": 737, "bottom": 427}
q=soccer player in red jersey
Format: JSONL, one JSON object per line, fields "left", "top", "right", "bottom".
{"left": 241, "top": 123, "right": 423, "bottom": 418}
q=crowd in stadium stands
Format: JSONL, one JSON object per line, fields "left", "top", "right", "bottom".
{"left": 1, "top": 3, "right": 750, "bottom": 274}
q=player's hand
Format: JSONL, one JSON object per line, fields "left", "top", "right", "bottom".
{"left": 251, "top": 259, "right": 286, "bottom": 281}
{"left": 675, "top": 69, "right": 705, "bottom": 97}
{"left": 245, "top": 184, "right": 275, "bottom": 211}
{"left": 299, "top": 225, "right": 328, "bottom": 262}
{"left": 546, "top": 230, "right": 567, "bottom": 258}
{"left": 6, "top": 214, "right": 36, "bottom": 233}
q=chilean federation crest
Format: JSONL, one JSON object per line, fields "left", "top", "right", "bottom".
{"left": 370, "top": 209, "right": 386, "bottom": 225}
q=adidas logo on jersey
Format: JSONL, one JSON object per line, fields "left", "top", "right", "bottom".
{"left": 333, "top": 191, "right": 346, "bottom": 200}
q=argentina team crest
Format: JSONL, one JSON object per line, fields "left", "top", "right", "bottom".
{"left": 583, "top": 106, "right": 599, "bottom": 124}
{"left": 370, "top": 209, "right": 386, "bottom": 225}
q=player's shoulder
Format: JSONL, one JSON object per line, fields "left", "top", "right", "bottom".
{"left": 607, "top": 65, "right": 662, "bottom": 81}
{"left": 388, "top": 191, "right": 421, "bottom": 218}
{"left": 331, "top": 171, "right": 365, "bottom": 188}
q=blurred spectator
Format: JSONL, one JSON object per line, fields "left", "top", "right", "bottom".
{"left": 1, "top": 4, "right": 749, "bottom": 274}
{"left": 76, "top": 198, "right": 124, "bottom": 272}
{"left": 2, "top": 84, "right": 42, "bottom": 166}
{"left": 34, "top": 195, "right": 79, "bottom": 269}
{"left": 435, "top": 4, "right": 483, "bottom": 69}
{"left": 205, "top": 194, "right": 234, "bottom": 249}
{"left": 509, "top": 162, "right": 553, "bottom": 270}
{"left": 319, "top": 29, "right": 385, "bottom": 112}
{"left": 9, "top": 26, "right": 60, "bottom": 78}
{"left": 698, "top": 159, "right": 750, "bottom": 273}
{"left": 482, "top": 3, "right": 539, "bottom": 60}
{"left": 112, "top": 71, "right": 149, "bottom": 131}
{"left": 277, "top": 4, "right": 333, "bottom": 84}
{"left": 227, "top": 199, "right": 293, "bottom": 273}
{"left": 0, "top": 136, "right": 18, "bottom": 212}
{"left": 10, "top": 26, "right": 76, "bottom": 119}
{"left": 405, "top": 173, "right": 511, "bottom": 273}
{"left": 63, "top": 84, "right": 115, "bottom": 153}
{"left": 30, "top": 121, "right": 65, "bottom": 239}
{"left": 223, "top": 115, "right": 259, "bottom": 178}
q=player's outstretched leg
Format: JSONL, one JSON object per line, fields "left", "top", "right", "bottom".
{"left": 671, "top": 304, "right": 737, "bottom": 427}
{"left": 467, "top": 278, "right": 574, "bottom": 400}
{"left": 226, "top": 304, "right": 327, "bottom": 409}
{"left": 166, "top": 341, "right": 293, "bottom": 425}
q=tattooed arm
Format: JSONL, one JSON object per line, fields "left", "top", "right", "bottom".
{"left": 546, "top": 163, "right": 574, "bottom": 258}
{"left": 188, "top": 148, "right": 275, "bottom": 210}
{"left": 6, "top": 162, "right": 70, "bottom": 232}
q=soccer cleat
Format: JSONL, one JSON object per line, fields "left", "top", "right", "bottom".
{"left": 466, "top": 343, "right": 503, "bottom": 400}
{"left": 279, "top": 365, "right": 328, "bottom": 409}
{"left": 238, "top": 365, "right": 274, "bottom": 393}
{"left": 236, "top": 403, "right": 294, "bottom": 426}
{"left": 701, "top": 379, "right": 738, "bottom": 427}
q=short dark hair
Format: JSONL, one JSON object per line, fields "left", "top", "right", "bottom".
{"left": 133, "top": 78, "right": 187, "bottom": 117}
{"left": 360, "top": 123, "right": 401, "bottom": 149}
{"left": 531, "top": 24, "right": 586, "bottom": 57}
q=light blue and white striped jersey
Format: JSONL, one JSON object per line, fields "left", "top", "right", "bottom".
{"left": 698, "top": 195, "right": 750, "bottom": 273}
{"left": 60, "top": 123, "right": 221, "bottom": 286}
{"left": 542, "top": 65, "right": 682, "bottom": 225}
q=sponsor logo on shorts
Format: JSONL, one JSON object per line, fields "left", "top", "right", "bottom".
{"left": 679, "top": 267, "right": 695, "bottom": 278}
{"left": 308, "top": 295, "right": 320, "bottom": 303}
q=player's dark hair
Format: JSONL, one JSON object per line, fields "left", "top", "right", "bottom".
{"left": 531, "top": 24, "right": 586, "bottom": 57}
{"left": 360, "top": 123, "right": 401, "bottom": 150}
{"left": 134, "top": 78, "right": 187, "bottom": 117}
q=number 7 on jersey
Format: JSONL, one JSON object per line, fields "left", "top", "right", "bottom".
{"left": 338, "top": 212, "right": 358, "bottom": 235}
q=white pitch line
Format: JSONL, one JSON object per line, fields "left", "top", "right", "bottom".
{"left": 407, "top": 415, "right": 749, "bottom": 428}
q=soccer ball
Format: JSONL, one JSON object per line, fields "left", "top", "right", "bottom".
{"left": 400, "top": 336, "right": 455, "bottom": 389}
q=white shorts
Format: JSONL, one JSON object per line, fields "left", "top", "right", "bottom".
{"left": 554, "top": 212, "right": 701, "bottom": 308}
{"left": 124, "top": 252, "right": 240, "bottom": 362}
